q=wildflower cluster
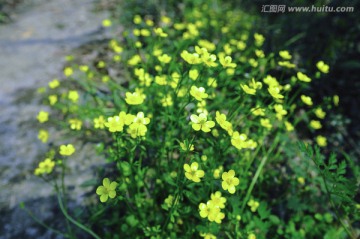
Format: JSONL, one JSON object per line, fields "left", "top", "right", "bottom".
{"left": 31, "top": 1, "right": 358, "bottom": 239}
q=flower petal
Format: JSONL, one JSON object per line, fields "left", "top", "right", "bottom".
{"left": 100, "top": 194, "right": 108, "bottom": 203}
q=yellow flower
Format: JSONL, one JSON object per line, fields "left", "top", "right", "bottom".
{"left": 128, "top": 112, "right": 150, "bottom": 137}
{"left": 240, "top": 84, "right": 256, "bottom": 95}
{"left": 34, "top": 158, "right": 55, "bottom": 175}
{"left": 133, "top": 15, "right": 142, "bottom": 24}
{"left": 222, "top": 170, "right": 240, "bottom": 194}
{"left": 125, "top": 91, "right": 145, "bottom": 105}
{"left": 94, "top": 116, "right": 106, "bottom": 129}
{"left": 158, "top": 54, "right": 172, "bottom": 64}
{"left": 38, "top": 129, "right": 49, "bottom": 143}
{"left": 274, "top": 104, "right": 287, "bottom": 120}
{"left": 254, "top": 33, "right": 265, "bottom": 46}
{"left": 190, "top": 86, "right": 208, "bottom": 101}
{"left": 333, "top": 95, "right": 339, "bottom": 106}
{"left": 104, "top": 116, "right": 124, "bottom": 132}
{"left": 127, "top": 54, "right": 142, "bottom": 66}
{"left": 200, "top": 232, "right": 217, "bottom": 239}
{"left": 48, "top": 79, "right": 60, "bottom": 89}
{"left": 181, "top": 50, "right": 201, "bottom": 65}
{"left": 260, "top": 118, "right": 272, "bottom": 129}
{"left": 248, "top": 233, "right": 256, "bottom": 239}
{"left": 37, "top": 110, "right": 49, "bottom": 123}
{"left": 251, "top": 107, "right": 265, "bottom": 116}
{"left": 201, "top": 51, "right": 218, "bottom": 67}
{"left": 285, "top": 121, "right": 294, "bottom": 131}
{"left": 161, "top": 94, "right": 173, "bottom": 107}
{"left": 279, "top": 50, "right": 292, "bottom": 60}
{"left": 297, "top": 72, "right": 311, "bottom": 83}
{"left": 184, "top": 162, "right": 205, "bottom": 182}
{"left": 316, "top": 61, "right": 329, "bottom": 73}
{"left": 301, "top": 95, "right": 313, "bottom": 106}
{"left": 48, "top": 95, "right": 57, "bottom": 105}
{"left": 69, "top": 119, "right": 82, "bottom": 130}
{"left": 207, "top": 77, "right": 217, "bottom": 88}
{"left": 64, "top": 67, "right": 73, "bottom": 77}
{"left": 278, "top": 61, "right": 296, "bottom": 68}
{"left": 190, "top": 113, "right": 215, "bottom": 132}
{"left": 215, "top": 111, "right": 232, "bottom": 131}
{"left": 154, "top": 27, "right": 168, "bottom": 37}
{"left": 268, "top": 86, "right": 284, "bottom": 99}
{"left": 102, "top": 19, "right": 112, "bottom": 27}
{"left": 263, "top": 75, "right": 279, "bottom": 87}
{"left": 310, "top": 120, "right": 322, "bottom": 129}
{"left": 189, "top": 69, "right": 199, "bottom": 81}
{"left": 210, "top": 191, "right": 226, "bottom": 209}
{"left": 231, "top": 131, "right": 248, "bottom": 150}
{"left": 96, "top": 178, "right": 117, "bottom": 203}
{"left": 315, "top": 108, "right": 326, "bottom": 119}
{"left": 247, "top": 199, "right": 260, "bottom": 212}
{"left": 140, "top": 29, "right": 151, "bottom": 37}
{"left": 199, "top": 201, "right": 225, "bottom": 223}
{"left": 219, "top": 55, "right": 236, "bottom": 68}
{"left": 155, "top": 75, "right": 167, "bottom": 85}
{"left": 180, "top": 141, "right": 194, "bottom": 151}
{"left": 68, "top": 91, "right": 79, "bottom": 103}
{"left": 297, "top": 177, "right": 305, "bottom": 185}
{"left": 316, "top": 135, "right": 327, "bottom": 147}
{"left": 59, "top": 144, "right": 75, "bottom": 156}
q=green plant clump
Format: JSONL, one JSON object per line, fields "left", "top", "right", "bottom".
{"left": 31, "top": 1, "right": 359, "bottom": 238}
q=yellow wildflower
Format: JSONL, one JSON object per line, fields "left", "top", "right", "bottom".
{"left": 184, "top": 162, "right": 205, "bottom": 182}
{"left": 190, "top": 113, "right": 215, "bottom": 132}
{"left": 94, "top": 116, "right": 106, "bottom": 129}
{"left": 310, "top": 120, "right": 322, "bottom": 129}
{"left": 297, "top": 72, "right": 311, "bottom": 82}
{"left": 68, "top": 90, "right": 79, "bottom": 103}
{"left": 316, "top": 61, "right": 329, "bottom": 73}
{"left": 158, "top": 54, "right": 172, "bottom": 64}
{"left": 190, "top": 86, "right": 208, "bottom": 101}
{"left": 210, "top": 191, "right": 226, "bottom": 209}
{"left": 333, "top": 95, "right": 339, "bottom": 106}
{"left": 48, "top": 79, "right": 60, "bottom": 89}
{"left": 274, "top": 104, "right": 287, "bottom": 120}
{"left": 102, "top": 19, "right": 112, "bottom": 27}
{"left": 260, "top": 118, "right": 272, "bottom": 129}
{"left": 189, "top": 69, "right": 199, "bottom": 81}
{"left": 285, "top": 121, "right": 294, "bottom": 131}
{"left": 59, "top": 144, "right": 75, "bottom": 156}
{"left": 315, "top": 108, "right": 326, "bottom": 119}
{"left": 279, "top": 50, "right": 292, "bottom": 60}
{"left": 48, "top": 95, "right": 57, "bottom": 105}
{"left": 37, "top": 129, "right": 49, "bottom": 143}
{"left": 268, "top": 86, "right": 284, "bottom": 99}
{"left": 316, "top": 135, "right": 327, "bottom": 147}
{"left": 221, "top": 170, "right": 240, "bottom": 194}
{"left": 34, "top": 158, "right": 55, "bottom": 175}
{"left": 219, "top": 55, "right": 236, "bottom": 68}
{"left": 247, "top": 199, "right": 260, "bottom": 212}
{"left": 301, "top": 95, "right": 313, "bottom": 106}
{"left": 96, "top": 178, "right": 117, "bottom": 203}
{"left": 64, "top": 67, "right": 73, "bottom": 77}
{"left": 125, "top": 91, "right": 145, "bottom": 105}
{"left": 104, "top": 116, "right": 124, "bottom": 132}
{"left": 37, "top": 110, "right": 49, "bottom": 123}
{"left": 69, "top": 119, "right": 82, "bottom": 130}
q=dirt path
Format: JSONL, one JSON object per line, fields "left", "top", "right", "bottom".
{"left": 0, "top": 0, "right": 109, "bottom": 238}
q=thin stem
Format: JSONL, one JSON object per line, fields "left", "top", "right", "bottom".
{"left": 57, "top": 193, "right": 101, "bottom": 239}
